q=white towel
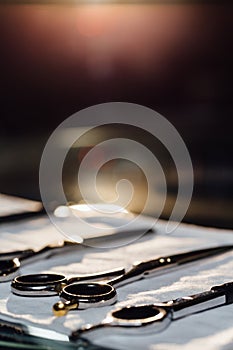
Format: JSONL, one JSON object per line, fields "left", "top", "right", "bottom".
{"left": 0, "top": 216, "right": 233, "bottom": 350}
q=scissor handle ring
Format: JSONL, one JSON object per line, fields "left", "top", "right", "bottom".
{"left": 112, "top": 305, "right": 168, "bottom": 324}
{"left": 60, "top": 282, "right": 117, "bottom": 309}
{"left": 109, "top": 305, "right": 171, "bottom": 334}
{"left": 0, "top": 258, "right": 20, "bottom": 282}
{"left": 11, "top": 273, "right": 66, "bottom": 297}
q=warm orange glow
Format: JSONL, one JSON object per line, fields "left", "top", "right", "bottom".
{"left": 76, "top": 6, "right": 116, "bottom": 37}
{"left": 0, "top": 4, "right": 209, "bottom": 80}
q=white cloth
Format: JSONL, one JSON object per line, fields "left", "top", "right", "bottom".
{"left": 0, "top": 217, "right": 233, "bottom": 349}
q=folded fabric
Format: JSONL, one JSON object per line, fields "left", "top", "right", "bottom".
{"left": 0, "top": 217, "right": 233, "bottom": 350}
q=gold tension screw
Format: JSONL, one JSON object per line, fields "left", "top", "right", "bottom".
{"left": 53, "top": 301, "right": 79, "bottom": 317}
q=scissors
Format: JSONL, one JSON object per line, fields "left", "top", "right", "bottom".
{"left": 11, "top": 245, "right": 233, "bottom": 314}
{"left": 50, "top": 244, "right": 233, "bottom": 315}
{"left": 70, "top": 281, "right": 233, "bottom": 341}
{"left": 51, "top": 244, "right": 233, "bottom": 315}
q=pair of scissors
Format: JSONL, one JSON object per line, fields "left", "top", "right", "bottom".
{"left": 70, "top": 281, "right": 233, "bottom": 341}
{"left": 10, "top": 245, "right": 233, "bottom": 315}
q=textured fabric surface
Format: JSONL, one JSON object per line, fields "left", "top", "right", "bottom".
{"left": 0, "top": 216, "right": 233, "bottom": 349}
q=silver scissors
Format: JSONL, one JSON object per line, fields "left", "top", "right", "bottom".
{"left": 70, "top": 281, "right": 233, "bottom": 340}
{"left": 41, "top": 244, "right": 233, "bottom": 315}
{"left": 10, "top": 245, "right": 233, "bottom": 314}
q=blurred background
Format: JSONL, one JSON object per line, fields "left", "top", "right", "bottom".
{"left": 0, "top": 2, "right": 232, "bottom": 228}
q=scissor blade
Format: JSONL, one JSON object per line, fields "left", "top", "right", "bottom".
{"left": 169, "top": 245, "right": 233, "bottom": 265}
{"left": 139, "top": 244, "right": 233, "bottom": 280}
{"left": 111, "top": 245, "right": 233, "bottom": 287}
